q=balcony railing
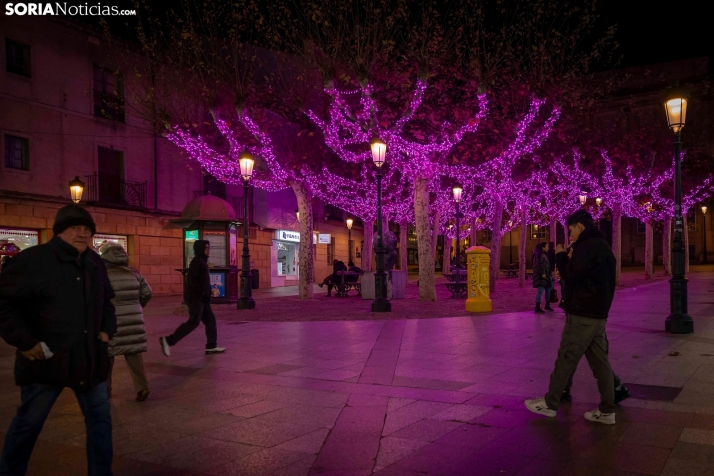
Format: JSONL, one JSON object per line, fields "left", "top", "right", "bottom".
{"left": 85, "top": 174, "right": 146, "bottom": 209}
{"left": 193, "top": 191, "right": 252, "bottom": 223}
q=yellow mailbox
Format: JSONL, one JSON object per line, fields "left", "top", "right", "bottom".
{"left": 465, "top": 246, "right": 492, "bottom": 312}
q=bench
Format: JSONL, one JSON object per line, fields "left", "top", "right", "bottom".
{"left": 334, "top": 271, "right": 362, "bottom": 297}
{"left": 444, "top": 268, "right": 467, "bottom": 298}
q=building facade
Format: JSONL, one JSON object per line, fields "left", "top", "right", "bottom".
{"left": 0, "top": 17, "right": 364, "bottom": 294}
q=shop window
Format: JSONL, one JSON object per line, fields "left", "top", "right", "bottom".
{"left": 203, "top": 228, "right": 227, "bottom": 267}
{"left": 93, "top": 65, "right": 125, "bottom": 122}
{"left": 277, "top": 241, "right": 297, "bottom": 276}
{"left": 93, "top": 234, "right": 128, "bottom": 252}
{"left": 0, "top": 228, "right": 39, "bottom": 254}
{"left": 5, "top": 39, "right": 31, "bottom": 77}
{"left": 407, "top": 224, "right": 417, "bottom": 243}
{"left": 4, "top": 135, "right": 29, "bottom": 170}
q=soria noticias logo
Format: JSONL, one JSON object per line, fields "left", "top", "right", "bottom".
{"left": 4, "top": 2, "right": 136, "bottom": 16}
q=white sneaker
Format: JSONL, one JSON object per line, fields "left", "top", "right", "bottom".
{"left": 205, "top": 347, "right": 226, "bottom": 354}
{"left": 584, "top": 408, "right": 616, "bottom": 425}
{"left": 159, "top": 337, "right": 171, "bottom": 357}
{"left": 525, "top": 398, "right": 556, "bottom": 418}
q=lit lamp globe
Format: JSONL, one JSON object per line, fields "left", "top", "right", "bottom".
{"left": 596, "top": 197, "right": 603, "bottom": 207}
{"left": 69, "top": 176, "right": 85, "bottom": 204}
{"left": 579, "top": 192, "right": 587, "bottom": 206}
{"left": 239, "top": 152, "right": 255, "bottom": 181}
{"left": 370, "top": 138, "right": 387, "bottom": 167}
{"left": 452, "top": 184, "right": 463, "bottom": 203}
{"left": 346, "top": 218, "right": 354, "bottom": 230}
{"left": 664, "top": 97, "right": 687, "bottom": 133}
{"left": 295, "top": 208, "right": 300, "bottom": 221}
{"left": 703, "top": 206, "right": 708, "bottom": 215}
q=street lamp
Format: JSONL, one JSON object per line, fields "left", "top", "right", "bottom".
{"left": 370, "top": 138, "right": 391, "bottom": 312}
{"left": 237, "top": 152, "right": 256, "bottom": 310}
{"left": 578, "top": 192, "right": 588, "bottom": 206}
{"left": 596, "top": 197, "right": 602, "bottom": 207}
{"left": 703, "top": 205, "right": 708, "bottom": 264}
{"left": 664, "top": 94, "right": 692, "bottom": 333}
{"left": 69, "top": 176, "right": 85, "bottom": 203}
{"left": 452, "top": 184, "right": 463, "bottom": 281}
{"left": 346, "top": 217, "right": 354, "bottom": 262}
{"left": 295, "top": 208, "right": 300, "bottom": 221}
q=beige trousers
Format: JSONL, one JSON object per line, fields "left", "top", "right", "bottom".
{"left": 108, "top": 353, "right": 149, "bottom": 393}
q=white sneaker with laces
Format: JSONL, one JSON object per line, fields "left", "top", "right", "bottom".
{"left": 205, "top": 347, "right": 226, "bottom": 354}
{"left": 584, "top": 408, "right": 616, "bottom": 425}
{"left": 159, "top": 337, "right": 171, "bottom": 357}
{"left": 524, "top": 398, "right": 556, "bottom": 418}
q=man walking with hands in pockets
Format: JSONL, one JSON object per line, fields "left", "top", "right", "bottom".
{"left": 525, "top": 210, "right": 619, "bottom": 424}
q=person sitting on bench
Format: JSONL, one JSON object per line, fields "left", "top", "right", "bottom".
{"left": 346, "top": 261, "right": 363, "bottom": 283}
{"left": 317, "top": 259, "right": 347, "bottom": 297}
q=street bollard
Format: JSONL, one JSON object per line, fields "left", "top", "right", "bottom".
{"left": 465, "top": 246, "right": 492, "bottom": 313}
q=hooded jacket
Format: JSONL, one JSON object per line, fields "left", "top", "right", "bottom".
{"left": 100, "top": 243, "right": 152, "bottom": 356}
{"left": 0, "top": 236, "right": 116, "bottom": 390}
{"left": 186, "top": 240, "right": 211, "bottom": 303}
{"left": 532, "top": 252, "right": 551, "bottom": 289}
{"left": 555, "top": 227, "right": 616, "bottom": 319}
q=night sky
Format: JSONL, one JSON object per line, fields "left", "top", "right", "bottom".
{"left": 69, "top": 0, "right": 712, "bottom": 72}
{"left": 598, "top": 0, "right": 712, "bottom": 69}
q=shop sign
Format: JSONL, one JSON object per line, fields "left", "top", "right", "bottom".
{"left": 318, "top": 234, "right": 331, "bottom": 244}
{"left": 185, "top": 230, "right": 199, "bottom": 240}
{"left": 276, "top": 230, "right": 300, "bottom": 243}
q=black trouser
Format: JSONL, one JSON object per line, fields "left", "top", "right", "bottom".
{"left": 167, "top": 301, "right": 218, "bottom": 349}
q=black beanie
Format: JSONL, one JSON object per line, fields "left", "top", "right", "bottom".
{"left": 53, "top": 204, "right": 97, "bottom": 236}
{"left": 193, "top": 240, "right": 210, "bottom": 257}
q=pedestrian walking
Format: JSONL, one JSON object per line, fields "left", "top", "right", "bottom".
{"left": 159, "top": 240, "right": 225, "bottom": 356}
{"left": 0, "top": 204, "right": 116, "bottom": 476}
{"left": 99, "top": 242, "right": 152, "bottom": 402}
{"left": 525, "top": 210, "right": 619, "bottom": 425}
{"left": 532, "top": 242, "right": 554, "bottom": 313}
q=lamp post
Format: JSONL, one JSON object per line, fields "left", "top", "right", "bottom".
{"left": 237, "top": 152, "right": 256, "bottom": 310}
{"left": 579, "top": 192, "right": 588, "bottom": 206}
{"left": 346, "top": 217, "right": 354, "bottom": 262}
{"left": 664, "top": 95, "right": 692, "bottom": 333}
{"left": 370, "top": 138, "right": 391, "bottom": 312}
{"left": 69, "top": 176, "right": 85, "bottom": 203}
{"left": 452, "top": 184, "right": 463, "bottom": 281}
{"left": 703, "top": 205, "right": 708, "bottom": 264}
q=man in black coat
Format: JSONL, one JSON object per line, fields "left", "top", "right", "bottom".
{"left": 159, "top": 240, "right": 226, "bottom": 356}
{"left": 526, "top": 210, "right": 619, "bottom": 425}
{"left": 0, "top": 204, "right": 116, "bottom": 476}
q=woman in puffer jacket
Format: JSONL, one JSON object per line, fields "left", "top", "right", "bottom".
{"left": 99, "top": 242, "right": 152, "bottom": 402}
{"left": 532, "top": 242, "right": 554, "bottom": 314}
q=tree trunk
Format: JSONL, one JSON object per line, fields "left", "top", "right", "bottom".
{"left": 291, "top": 180, "right": 314, "bottom": 300}
{"left": 443, "top": 236, "right": 451, "bottom": 274}
{"left": 663, "top": 217, "right": 672, "bottom": 276}
{"left": 399, "top": 220, "right": 408, "bottom": 271}
{"left": 415, "top": 177, "right": 436, "bottom": 301}
{"left": 645, "top": 220, "right": 653, "bottom": 280}
{"left": 612, "top": 203, "right": 622, "bottom": 286}
{"left": 362, "top": 220, "right": 374, "bottom": 272}
{"left": 489, "top": 200, "right": 504, "bottom": 293}
{"left": 683, "top": 212, "right": 690, "bottom": 273}
{"left": 550, "top": 216, "right": 558, "bottom": 244}
{"left": 519, "top": 206, "right": 527, "bottom": 287}
{"left": 470, "top": 217, "right": 478, "bottom": 247}
{"left": 432, "top": 211, "right": 440, "bottom": 260}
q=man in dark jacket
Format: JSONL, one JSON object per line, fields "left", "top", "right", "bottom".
{"left": 526, "top": 210, "right": 619, "bottom": 425}
{"left": 159, "top": 240, "right": 225, "bottom": 356}
{"left": 0, "top": 204, "right": 116, "bottom": 476}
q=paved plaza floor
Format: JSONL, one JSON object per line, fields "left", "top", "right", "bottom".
{"left": 1, "top": 272, "right": 714, "bottom": 475}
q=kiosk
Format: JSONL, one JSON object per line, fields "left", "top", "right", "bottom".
{"left": 165, "top": 194, "right": 240, "bottom": 304}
